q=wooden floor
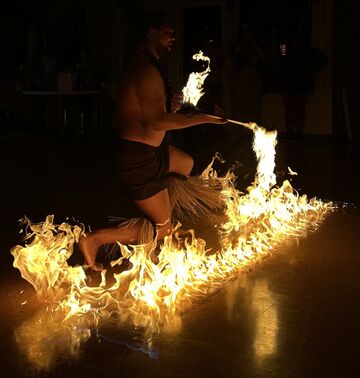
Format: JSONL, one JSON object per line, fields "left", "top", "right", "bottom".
{"left": 0, "top": 129, "right": 359, "bottom": 377}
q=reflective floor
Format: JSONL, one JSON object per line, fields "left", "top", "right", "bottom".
{"left": 0, "top": 129, "right": 359, "bottom": 378}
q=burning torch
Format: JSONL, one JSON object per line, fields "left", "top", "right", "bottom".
{"left": 180, "top": 50, "right": 256, "bottom": 131}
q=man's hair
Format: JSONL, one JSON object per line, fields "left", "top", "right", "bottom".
{"left": 135, "top": 10, "right": 171, "bottom": 42}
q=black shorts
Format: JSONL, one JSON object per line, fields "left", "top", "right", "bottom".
{"left": 115, "top": 138, "right": 170, "bottom": 200}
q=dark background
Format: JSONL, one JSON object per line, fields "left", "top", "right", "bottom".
{"left": 0, "top": 0, "right": 359, "bottom": 139}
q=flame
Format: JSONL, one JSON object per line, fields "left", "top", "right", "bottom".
{"left": 10, "top": 52, "right": 334, "bottom": 359}
{"left": 11, "top": 123, "right": 333, "bottom": 344}
{"left": 182, "top": 50, "right": 210, "bottom": 106}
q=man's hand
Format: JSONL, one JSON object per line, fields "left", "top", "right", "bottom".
{"left": 206, "top": 114, "right": 228, "bottom": 124}
{"left": 171, "top": 93, "right": 183, "bottom": 113}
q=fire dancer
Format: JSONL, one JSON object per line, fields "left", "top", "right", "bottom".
{"left": 79, "top": 11, "right": 227, "bottom": 271}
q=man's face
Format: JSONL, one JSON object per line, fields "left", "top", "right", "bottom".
{"left": 156, "top": 25, "right": 175, "bottom": 53}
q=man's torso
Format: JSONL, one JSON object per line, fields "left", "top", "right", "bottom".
{"left": 115, "top": 51, "right": 167, "bottom": 147}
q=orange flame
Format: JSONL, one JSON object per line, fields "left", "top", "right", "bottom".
{"left": 11, "top": 125, "right": 333, "bottom": 338}
{"left": 182, "top": 50, "right": 210, "bottom": 106}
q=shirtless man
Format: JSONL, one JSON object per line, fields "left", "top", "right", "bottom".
{"left": 79, "top": 12, "right": 226, "bottom": 271}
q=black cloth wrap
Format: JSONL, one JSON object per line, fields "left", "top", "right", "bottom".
{"left": 116, "top": 138, "right": 170, "bottom": 200}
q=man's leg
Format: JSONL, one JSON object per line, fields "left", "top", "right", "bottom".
{"left": 80, "top": 189, "right": 172, "bottom": 270}
{"left": 168, "top": 145, "right": 194, "bottom": 176}
{"left": 134, "top": 188, "right": 172, "bottom": 240}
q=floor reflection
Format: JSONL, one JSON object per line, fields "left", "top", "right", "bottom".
{"left": 14, "top": 308, "right": 92, "bottom": 371}
{"left": 14, "top": 307, "right": 161, "bottom": 372}
{"left": 224, "top": 276, "right": 279, "bottom": 364}
{"left": 251, "top": 280, "right": 278, "bottom": 362}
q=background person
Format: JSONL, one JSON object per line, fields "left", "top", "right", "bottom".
{"left": 279, "top": 32, "right": 327, "bottom": 139}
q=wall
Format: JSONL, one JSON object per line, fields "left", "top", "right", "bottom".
{"left": 333, "top": 0, "right": 360, "bottom": 140}
{"left": 307, "top": 0, "right": 333, "bottom": 135}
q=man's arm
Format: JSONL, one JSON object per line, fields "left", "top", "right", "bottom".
{"left": 135, "top": 66, "right": 226, "bottom": 131}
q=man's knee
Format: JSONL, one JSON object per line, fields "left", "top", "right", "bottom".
{"left": 184, "top": 155, "right": 194, "bottom": 176}
{"left": 188, "top": 155, "right": 194, "bottom": 174}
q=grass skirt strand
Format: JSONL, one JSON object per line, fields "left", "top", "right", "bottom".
{"left": 168, "top": 175, "right": 224, "bottom": 222}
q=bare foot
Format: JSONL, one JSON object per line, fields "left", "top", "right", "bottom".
{"left": 84, "top": 261, "right": 103, "bottom": 272}
{"left": 79, "top": 233, "right": 102, "bottom": 271}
